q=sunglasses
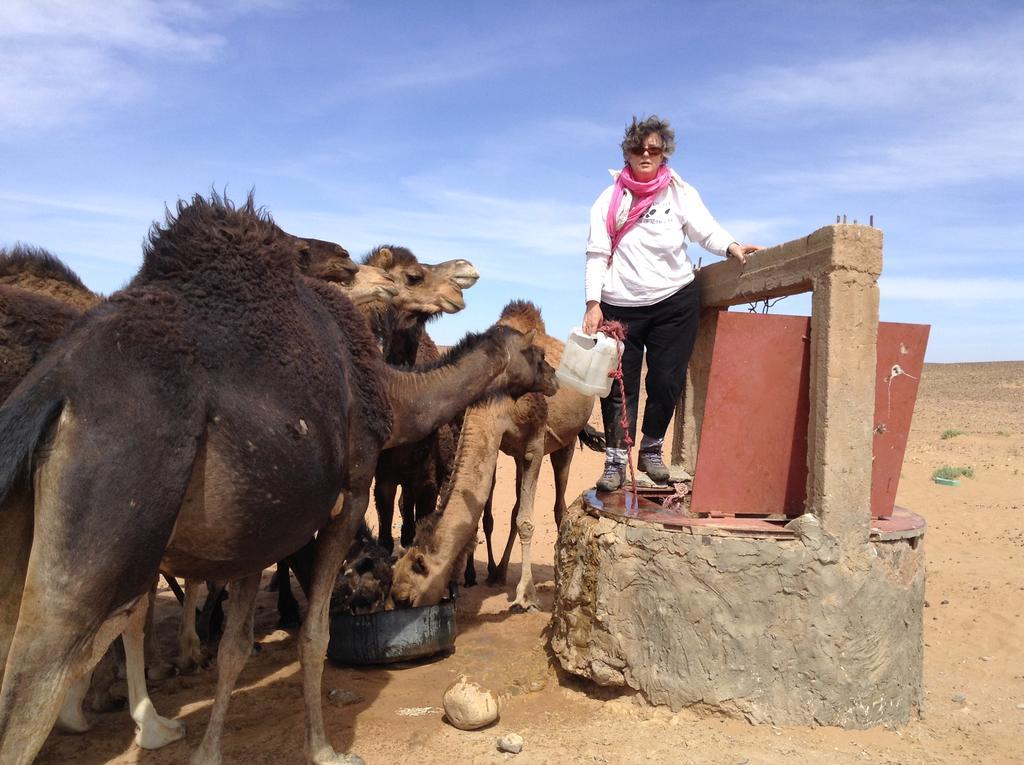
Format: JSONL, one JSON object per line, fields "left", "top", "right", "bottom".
{"left": 629, "top": 145, "right": 664, "bottom": 157}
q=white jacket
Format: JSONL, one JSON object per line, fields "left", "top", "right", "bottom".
{"left": 585, "top": 168, "right": 735, "bottom": 306}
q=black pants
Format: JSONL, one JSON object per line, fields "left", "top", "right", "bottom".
{"left": 599, "top": 280, "right": 700, "bottom": 449}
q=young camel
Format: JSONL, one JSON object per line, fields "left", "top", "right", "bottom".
{"left": 391, "top": 301, "right": 596, "bottom": 612}
{"left": 481, "top": 301, "right": 600, "bottom": 595}
{"left": 0, "top": 194, "right": 555, "bottom": 765}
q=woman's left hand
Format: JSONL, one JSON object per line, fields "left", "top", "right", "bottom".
{"left": 726, "top": 242, "right": 764, "bottom": 265}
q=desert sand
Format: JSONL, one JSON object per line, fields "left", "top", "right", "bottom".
{"left": 33, "top": 361, "right": 1024, "bottom": 764}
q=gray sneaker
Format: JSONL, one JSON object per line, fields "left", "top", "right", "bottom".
{"left": 596, "top": 462, "right": 625, "bottom": 491}
{"left": 638, "top": 450, "right": 670, "bottom": 483}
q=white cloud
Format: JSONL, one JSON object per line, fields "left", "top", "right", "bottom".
{"left": 0, "top": 0, "right": 227, "bottom": 131}
{"left": 723, "top": 17, "right": 1024, "bottom": 193}
{"left": 721, "top": 21, "right": 1024, "bottom": 118}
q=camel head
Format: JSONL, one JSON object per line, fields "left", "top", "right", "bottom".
{"left": 286, "top": 234, "right": 359, "bottom": 285}
{"left": 387, "top": 547, "right": 448, "bottom": 609}
{"left": 364, "top": 245, "right": 479, "bottom": 327}
{"left": 280, "top": 232, "right": 400, "bottom": 307}
{"left": 346, "top": 264, "right": 400, "bottom": 308}
{"left": 499, "top": 327, "right": 559, "bottom": 399}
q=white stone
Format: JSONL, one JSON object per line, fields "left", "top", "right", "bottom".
{"left": 442, "top": 676, "right": 499, "bottom": 730}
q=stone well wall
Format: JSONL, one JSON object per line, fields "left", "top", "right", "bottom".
{"left": 550, "top": 497, "right": 925, "bottom": 728}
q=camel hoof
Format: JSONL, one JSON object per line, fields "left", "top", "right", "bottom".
{"left": 135, "top": 715, "right": 185, "bottom": 749}
{"left": 508, "top": 602, "right": 539, "bottom": 614}
{"left": 310, "top": 746, "right": 365, "bottom": 765}
{"left": 147, "top": 662, "right": 177, "bottom": 682}
{"left": 55, "top": 708, "right": 92, "bottom": 734}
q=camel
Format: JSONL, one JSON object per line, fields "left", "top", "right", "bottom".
{"left": 390, "top": 301, "right": 598, "bottom": 612}
{"left": 0, "top": 244, "right": 101, "bottom": 312}
{"left": 0, "top": 193, "right": 557, "bottom": 765}
{"left": 361, "top": 245, "right": 472, "bottom": 554}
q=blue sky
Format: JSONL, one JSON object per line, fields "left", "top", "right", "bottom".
{"left": 1, "top": 1, "right": 1021, "bottom": 362}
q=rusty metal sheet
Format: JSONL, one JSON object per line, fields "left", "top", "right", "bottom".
{"left": 872, "top": 323, "right": 930, "bottom": 517}
{"left": 690, "top": 312, "right": 929, "bottom": 518}
{"left": 690, "top": 313, "right": 811, "bottom": 516}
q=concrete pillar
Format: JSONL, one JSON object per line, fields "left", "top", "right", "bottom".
{"left": 805, "top": 231, "right": 882, "bottom": 546}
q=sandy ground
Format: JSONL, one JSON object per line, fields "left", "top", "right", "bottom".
{"left": 33, "top": 361, "right": 1024, "bottom": 764}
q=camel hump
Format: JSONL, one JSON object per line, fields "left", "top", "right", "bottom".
{"left": 498, "top": 300, "right": 546, "bottom": 335}
{"left": 0, "top": 244, "right": 88, "bottom": 291}
{"left": 362, "top": 244, "right": 418, "bottom": 268}
{"left": 138, "top": 191, "right": 292, "bottom": 286}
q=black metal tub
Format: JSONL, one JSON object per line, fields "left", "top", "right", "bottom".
{"left": 327, "top": 600, "right": 456, "bottom": 665}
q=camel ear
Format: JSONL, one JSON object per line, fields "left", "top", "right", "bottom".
{"left": 412, "top": 553, "right": 428, "bottom": 576}
{"left": 377, "top": 247, "right": 393, "bottom": 267}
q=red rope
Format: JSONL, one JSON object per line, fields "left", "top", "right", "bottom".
{"left": 596, "top": 320, "right": 638, "bottom": 500}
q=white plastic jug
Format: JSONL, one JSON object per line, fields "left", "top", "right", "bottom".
{"left": 556, "top": 328, "right": 623, "bottom": 397}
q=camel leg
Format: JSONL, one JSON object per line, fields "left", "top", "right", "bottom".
{"left": 373, "top": 478, "right": 398, "bottom": 553}
{"left": 482, "top": 466, "right": 499, "bottom": 581}
{"left": 0, "top": 593, "right": 147, "bottom": 765}
{"left": 146, "top": 583, "right": 176, "bottom": 681}
{"left": 398, "top": 483, "right": 417, "bottom": 549}
{"left": 491, "top": 461, "right": 524, "bottom": 585}
{"left": 549, "top": 442, "right": 575, "bottom": 529}
{"left": 509, "top": 436, "right": 545, "bottom": 613}
{"left": 189, "top": 574, "right": 261, "bottom": 765}
{"left": 0, "top": 484, "right": 32, "bottom": 690}
{"left": 275, "top": 560, "right": 302, "bottom": 628}
{"left": 123, "top": 596, "right": 186, "bottom": 749}
{"left": 303, "top": 491, "right": 368, "bottom": 765}
{"left": 178, "top": 578, "right": 204, "bottom": 673}
{"left": 56, "top": 673, "right": 93, "bottom": 733}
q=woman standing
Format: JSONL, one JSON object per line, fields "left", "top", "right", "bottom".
{"left": 583, "top": 115, "right": 761, "bottom": 490}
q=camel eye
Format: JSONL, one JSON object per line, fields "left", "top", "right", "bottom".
{"left": 406, "top": 272, "right": 424, "bottom": 286}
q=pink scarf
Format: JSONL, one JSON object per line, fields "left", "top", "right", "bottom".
{"left": 605, "top": 164, "right": 672, "bottom": 258}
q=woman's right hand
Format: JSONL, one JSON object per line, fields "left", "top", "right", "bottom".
{"left": 583, "top": 302, "right": 603, "bottom": 335}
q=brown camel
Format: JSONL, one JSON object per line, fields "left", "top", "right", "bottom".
{"left": 0, "top": 244, "right": 101, "bottom": 311}
{"left": 362, "top": 245, "right": 474, "bottom": 554}
{"left": 0, "top": 194, "right": 555, "bottom": 765}
{"left": 390, "top": 301, "right": 598, "bottom": 611}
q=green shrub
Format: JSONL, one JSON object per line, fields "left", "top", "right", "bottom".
{"left": 931, "top": 465, "right": 974, "bottom": 481}
{"left": 941, "top": 429, "right": 966, "bottom": 440}
{"left": 996, "top": 430, "right": 1011, "bottom": 437}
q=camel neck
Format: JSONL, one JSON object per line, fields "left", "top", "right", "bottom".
{"left": 383, "top": 345, "right": 503, "bottom": 449}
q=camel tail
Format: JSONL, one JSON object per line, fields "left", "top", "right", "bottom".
{"left": 577, "top": 423, "right": 606, "bottom": 453}
{"left": 0, "top": 385, "right": 64, "bottom": 506}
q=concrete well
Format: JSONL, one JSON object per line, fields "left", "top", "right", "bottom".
{"left": 549, "top": 495, "right": 925, "bottom": 727}
{"left": 551, "top": 225, "right": 926, "bottom": 728}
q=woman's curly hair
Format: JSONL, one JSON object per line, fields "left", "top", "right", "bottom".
{"left": 620, "top": 115, "right": 676, "bottom": 164}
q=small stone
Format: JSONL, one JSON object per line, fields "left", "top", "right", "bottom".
{"left": 327, "top": 688, "right": 364, "bottom": 706}
{"left": 940, "top": 599, "right": 950, "bottom": 605}
{"left": 1016, "top": 703, "right": 1024, "bottom": 710}
{"left": 497, "top": 733, "right": 524, "bottom": 754}
{"left": 952, "top": 693, "right": 967, "bottom": 704}
{"left": 443, "top": 675, "right": 500, "bottom": 730}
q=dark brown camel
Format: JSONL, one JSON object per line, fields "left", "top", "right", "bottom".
{"left": 0, "top": 194, "right": 556, "bottom": 764}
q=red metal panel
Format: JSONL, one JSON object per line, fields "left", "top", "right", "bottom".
{"left": 871, "top": 323, "right": 930, "bottom": 517}
{"left": 690, "top": 313, "right": 811, "bottom": 516}
{"left": 690, "top": 312, "right": 929, "bottom": 518}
